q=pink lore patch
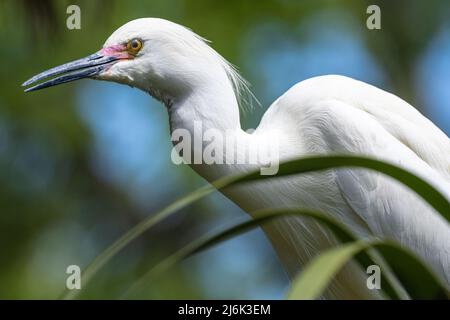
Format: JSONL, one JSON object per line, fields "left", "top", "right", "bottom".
{"left": 100, "top": 44, "right": 130, "bottom": 59}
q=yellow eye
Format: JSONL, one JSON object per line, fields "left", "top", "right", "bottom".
{"left": 127, "top": 39, "right": 142, "bottom": 53}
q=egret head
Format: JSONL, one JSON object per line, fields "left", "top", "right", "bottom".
{"left": 23, "top": 18, "right": 247, "bottom": 106}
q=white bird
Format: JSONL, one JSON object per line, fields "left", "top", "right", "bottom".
{"left": 23, "top": 18, "right": 450, "bottom": 299}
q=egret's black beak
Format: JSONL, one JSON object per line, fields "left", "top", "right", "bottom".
{"left": 22, "top": 51, "right": 120, "bottom": 92}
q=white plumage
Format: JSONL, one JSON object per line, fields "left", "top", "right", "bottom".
{"left": 23, "top": 18, "right": 450, "bottom": 299}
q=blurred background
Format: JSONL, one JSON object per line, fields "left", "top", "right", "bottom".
{"left": 0, "top": 0, "right": 449, "bottom": 299}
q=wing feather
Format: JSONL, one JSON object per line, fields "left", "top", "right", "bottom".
{"left": 264, "top": 76, "right": 450, "bottom": 287}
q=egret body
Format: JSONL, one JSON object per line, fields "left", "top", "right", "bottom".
{"left": 23, "top": 18, "right": 450, "bottom": 299}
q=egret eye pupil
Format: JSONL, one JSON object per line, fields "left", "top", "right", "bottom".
{"left": 127, "top": 39, "right": 142, "bottom": 53}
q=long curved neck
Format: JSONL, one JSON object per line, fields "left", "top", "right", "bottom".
{"left": 169, "top": 72, "right": 241, "bottom": 133}
{"left": 166, "top": 62, "right": 280, "bottom": 181}
{"left": 167, "top": 67, "right": 251, "bottom": 180}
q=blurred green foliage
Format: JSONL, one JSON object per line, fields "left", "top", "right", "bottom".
{"left": 0, "top": 0, "right": 449, "bottom": 299}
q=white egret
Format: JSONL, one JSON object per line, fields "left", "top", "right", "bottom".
{"left": 23, "top": 18, "right": 450, "bottom": 299}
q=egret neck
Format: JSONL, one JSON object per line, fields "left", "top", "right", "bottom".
{"left": 163, "top": 61, "right": 279, "bottom": 180}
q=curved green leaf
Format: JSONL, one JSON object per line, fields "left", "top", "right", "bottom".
{"left": 122, "top": 209, "right": 359, "bottom": 299}
{"left": 123, "top": 209, "right": 447, "bottom": 300}
{"left": 60, "top": 184, "right": 215, "bottom": 300}
{"left": 61, "top": 155, "right": 450, "bottom": 299}
{"left": 226, "top": 156, "right": 450, "bottom": 222}
{"left": 287, "top": 239, "right": 449, "bottom": 300}
{"left": 287, "top": 240, "right": 381, "bottom": 300}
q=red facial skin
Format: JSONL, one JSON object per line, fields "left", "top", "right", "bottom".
{"left": 100, "top": 44, "right": 132, "bottom": 60}
{"left": 97, "top": 44, "right": 133, "bottom": 74}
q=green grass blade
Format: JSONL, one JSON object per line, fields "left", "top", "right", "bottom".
{"left": 228, "top": 156, "right": 450, "bottom": 222}
{"left": 373, "top": 244, "right": 450, "bottom": 299}
{"left": 60, "top": 184, "right": 216, "bottom": 300}
{"left": 287, "top": 240, "right": 381, "bottom": 299}
{"left": 62, "top": 155, "right": 450, "bottom": 299}
{"left": 122, "top": 209, "right": 411, "bottom": 299}
{"left": 287, "top": 240, "right": 377, "bottom": 299}
{"left": 287, "top": 240, "right": 449, "bottom": 300}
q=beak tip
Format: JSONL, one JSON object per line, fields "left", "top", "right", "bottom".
{"left": 22, "top": 79, "right": 33, "bottom": 87}
{"left": 21, "top": 51, "right": 117, "bottom": 93}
